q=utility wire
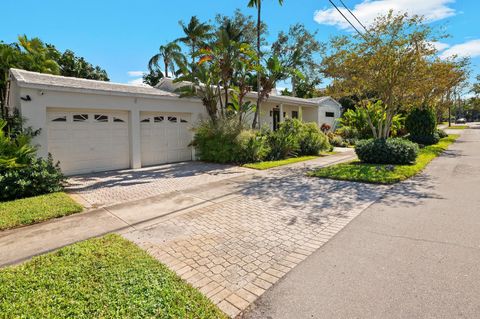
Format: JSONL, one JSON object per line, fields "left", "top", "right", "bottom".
{"left": 338, "top": 0, "right": 370, "bottom": 34}
{"left": 328, "top": 0, "right": 367, "bottom": 41}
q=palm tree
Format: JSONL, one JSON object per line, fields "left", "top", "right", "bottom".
{"left": 148, "top": 41, "right": 185, "bottom": 78}
{"left": 177, "top": 16, "right": 212, "bottom": 64}
{"left": 247, "top": 0, "right": 284, "bottom": 129}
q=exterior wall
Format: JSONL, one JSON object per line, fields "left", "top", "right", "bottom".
{"left": 14, "top": 85, "right": 207, "bottom": 169}
{"left": 317, "top": 99, "right": 342, "bottom": 129}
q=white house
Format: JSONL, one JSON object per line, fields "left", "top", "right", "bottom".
{"left": 7, "top": 69, "right": 342, "bottom": 175}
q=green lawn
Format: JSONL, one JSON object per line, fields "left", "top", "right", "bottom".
{"left": 243, "top": 155, "right": 318, "bottom": 170}
{"left": 0, "top": 192, "right": 83, "bottom": 231}
{"left": 445, "top": 125, "right": 468, "bottom": 129}
{"left": 0, "top": 234, "right": 227, "bottom": 318}
{"left": 309, "top": 135, "right": 459, "bottom": 184}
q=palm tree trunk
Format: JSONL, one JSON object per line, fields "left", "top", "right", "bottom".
{"left": 252, "top": 0, "right": 262, "bottom": 129}
{"left": 165, "top": 61, "right": 169, "bottom": 78}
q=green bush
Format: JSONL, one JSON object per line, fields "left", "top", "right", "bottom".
{"left": 406, "top": 107, "right": 438, "bottom": 145}
{"left": 355, "top": 138, "right": 419, "bottom": 165}
{"left": 299, "top": 122, "right": 330, "bottom": 155}
{"left": 437, "top": 129, "right": 448, "bottom": 138}
{"left": 265, "top": 119, "right": 302, "bottom": 160}
{"left": 193, "top": 118, "right": 330, "bottom": 164}
{"left": 192, "top": 119, "right": 241, "bottom": 164}
{"left": 0, "top": 155, "right": 65, "bottom": 201}
{"left": 235, "top": 130, "right": 270, "bottom": 163}
{"left": 327, "top": 132, "right": 348, "bottom": 147}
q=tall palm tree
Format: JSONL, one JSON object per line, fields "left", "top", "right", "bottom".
{"left": 177, "top": 16, "right": 212, "bottom": 64}
{"left": 247, "top": 0, "right": 284, "bottom": 129}
{"left": 148, "top": 41, "right": 185, "bottom": 78}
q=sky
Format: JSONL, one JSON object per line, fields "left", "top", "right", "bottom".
{"left": 2, "top": 0, "right": 480, "bottom": 93}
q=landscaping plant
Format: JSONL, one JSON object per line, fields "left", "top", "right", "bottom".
{"left": 355, "top": 138, "right": 419, "bottom": 165}
{"left": 405, "top": 107, "right": 439, "bottom": 145}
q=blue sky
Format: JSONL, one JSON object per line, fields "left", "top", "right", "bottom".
{"left": 2, "top": 0, "right": 480, "bottom": 92}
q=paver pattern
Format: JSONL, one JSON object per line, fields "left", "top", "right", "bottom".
{"left": 67, "top": 162, "right": 251, "bottom": 207}
{"left": 123, "top": 162, "right": 389, "bottom": 318}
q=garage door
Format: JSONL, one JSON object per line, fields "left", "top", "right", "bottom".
{"left": 47, "top": 110, "right": 130, "bottom": 175}
{"left": 140, "top": 112, "right": 192, "bottom": 167}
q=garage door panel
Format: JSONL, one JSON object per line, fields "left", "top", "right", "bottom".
{"left": 47, "top": 110, "right": 130, "bottom": 175}
{"left": 140, "top": 112, "right": 192, "bottom": 167}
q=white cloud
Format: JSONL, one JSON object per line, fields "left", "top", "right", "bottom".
{"left": 440, "top": 39, "right": 480, "bottom": 59}
{"left": 128, "top": 77, "right": 148, "bottom": 86}
{"left": 127, "top": 70, "right": 146, "bottom": 77}
{"left": 429, "top": 41, "right": 450, "bottom": 51}
{"left": 314, "top": 0, "right": 456, "bottom": 30}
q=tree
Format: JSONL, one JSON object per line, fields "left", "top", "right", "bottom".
{"left": 247, "top": 0, "right": 284, "bottom": 129}
{"left": 324, "top": 12, "right": 450, "bottom": 139}
{"left": 142, "top": 70, "right": 164, "bottom": 87}
{"left": 1, "top": 35, "right": 109, "bottom": 120}
{"left": 215, "top": 9, "right": 268, "bottom": 49}
{"left": 148, "top": 41, "right": 185, "bottom": 78}
{"left": 51, "top": 48, "right": 109, "bottom": 81}
{"left": 280, "top": 77, "right": 323, "bottom": 98}
{"left": 177, "top": 16, "right": 212, "bottom": 65}
{"left": 272, "top": 23, "right": 322, "bottom": 97}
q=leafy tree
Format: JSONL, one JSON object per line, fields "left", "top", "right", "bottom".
{"left": 177, "top": 16, "right": 212, "bottom": 64}
{"left": 323, "top": 12, "right": 458, "bottom": 139}
{"left": 148, "top": 41, "right": 185, "bottom": 79}
{"left": 280, "top": 77, "right": 323, "bottom": 98}
{"left": 142, "top": 70, "right": 164, "bottom": 87}
{"left": 50, "top": 48, "right": 109, "bottom": 81}
{"left": 272, "top": 23, "right": 322, "bottom": 97}
{"left": 215, "top": 9, "right": 268, "bottom": 50}
{"left": 247, "top": 0, "right": 284, "bottom": 129}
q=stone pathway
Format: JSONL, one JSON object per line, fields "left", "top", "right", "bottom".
{"left": 67, "top": 161, "right": 251, "bottom": 208}
{"left": 123, "top": 155, "right": 389, "bottom": 318}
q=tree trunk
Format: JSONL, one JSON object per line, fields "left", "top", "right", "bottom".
{"left": 252, "top": 0, "right": 262, "bottom": 129}
{"left": 164, "top": 61, "right": 169, "bottom": 78}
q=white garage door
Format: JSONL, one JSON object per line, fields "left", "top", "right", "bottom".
{"left": 47, "top": 110, "right": 130, "bottom": 175}
{"left": 140, "top": 112, "right": 192, "bottom": 167}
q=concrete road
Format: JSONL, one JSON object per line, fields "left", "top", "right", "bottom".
{"left": 245, "top": 124, "right": 480, "bottom": 319}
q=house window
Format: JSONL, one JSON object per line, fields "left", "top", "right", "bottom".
{"left": 140, "top": 118, "right": 150, "bottom": 123}
{"left": 113, "top": 117, "right": 125, "bottom": 123}
{"left": 73, "top": 114, "right": 88, "bottom": 122}
{"left": 154, "top": 116, "right": 164, "bottom": 123}
{"left": 51, "top": 116, "right": 67, "bottom": 122}
{"left": 326, "top": 111, "right": 335, "bottom": 118}
{"left": 180, "top": 118, "right": 188, "bottom": 123}
{"left": 94, "top": 114, "right": 108, "bottom": 122}
{"left": 291, "top": 111, "right": 299, "bottom": 119}
{"left": 168, "top": 116, "right": 177, "bottom": 123}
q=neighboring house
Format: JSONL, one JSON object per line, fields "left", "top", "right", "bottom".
{"left": 7, "top": 69, "right": 341, "bottom": 175}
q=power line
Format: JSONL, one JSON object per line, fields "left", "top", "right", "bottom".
{"left": 328, "top": 0, "right": 367, "bottom": 41}
{"left": 337, "top": 0, "right": 369, "bottom": 34}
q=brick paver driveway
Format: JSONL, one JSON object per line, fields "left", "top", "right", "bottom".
{"left": 121, "top": 157, "right": 389, "bottom": 318}
{"left": 67, "top": 162, "right": 251, "bottom": 207}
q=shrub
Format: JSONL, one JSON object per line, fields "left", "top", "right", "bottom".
{"left": 327, "top": 132, "right": 348, "bottom": 147}
{"left": 299, "top": 123, "right": 330, "bottom": 155}
{"left": 0, "top": 155, "right": 65, "bottom": 201}
{"left": 437, "top": 129, "right": 448, "bottom": 138}
{"left": 235, "top": 130, "right": 270, "bottom": 163}
{"left": 192, "top": 119, "right": 241, "bottom": 164}
{"left": 265, "top": 119, "right": 302, "bottom": 160}
{"left": 320, "top": 123, "right": 331, "bottom": 133}
{"left": 406, "top": 107, "right": 438, "bottom": 145}
{"left": 355, "top": 138, "right": 419, "bottom": 165}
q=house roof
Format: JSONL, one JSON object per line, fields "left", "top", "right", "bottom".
{"left": 9, "top": 68, "right": 181, "bottom": 100}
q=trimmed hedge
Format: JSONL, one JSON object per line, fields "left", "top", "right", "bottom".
{"left": 355, "top": 138, "right": 419, "bottom": 165}
{"left": 406, "top": 108, "right": 438, "bottom": 145}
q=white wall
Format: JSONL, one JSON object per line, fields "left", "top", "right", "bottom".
{"left": 318, "top": 99, "right": 342, "bottom": 129}
{"left": 14, "top": 86, "right": 207, "bottom": 169}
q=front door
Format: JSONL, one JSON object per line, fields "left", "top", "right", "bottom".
{"left": 272, "top": 108, "right": 280, "bottom": 131}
